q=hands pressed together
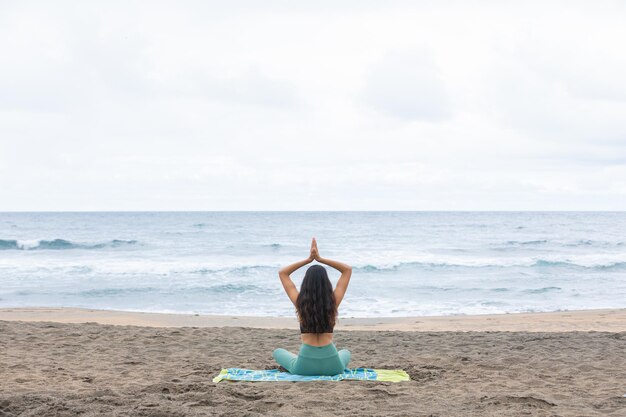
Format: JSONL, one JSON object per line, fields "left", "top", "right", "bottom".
{"left": 308, "top": 237, "right": 320, "bottom": 262}
{"left": 279, "top": 237, "right": 351, "bottom": 308}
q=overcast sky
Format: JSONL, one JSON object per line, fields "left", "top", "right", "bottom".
{"left": 1, "top": 1, "right": 625, "bottom": 211}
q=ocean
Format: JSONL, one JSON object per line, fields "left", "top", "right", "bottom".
{"left": 1, "top": 211, "right": 625, "bottom": 317}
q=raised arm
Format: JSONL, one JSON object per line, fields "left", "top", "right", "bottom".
{"left": 278, "top": 256, "right": 313, "bottom": 306}
{"left": 312, "top": 238, "right": 352, "bottom": 307}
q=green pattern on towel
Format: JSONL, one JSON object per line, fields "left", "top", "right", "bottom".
{"left": 212, "top": 367, "right": 410, "bottom": 382}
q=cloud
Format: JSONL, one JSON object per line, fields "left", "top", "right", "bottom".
{"left": 361, "top": 51, "right": 452, "bottom": 122}
{"left": 483, "top": 35, "right": 626, "bottom": 146}
{"left": 0, "top": 1, "right": 625, "bottom": 210}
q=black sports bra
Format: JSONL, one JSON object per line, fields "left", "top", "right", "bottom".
{"left": 299, "top": 322, "right": 334, "bottom": 334}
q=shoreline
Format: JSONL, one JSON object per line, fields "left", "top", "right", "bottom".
{"left": 1, "top": 306, "right": 624, "bottom": 332}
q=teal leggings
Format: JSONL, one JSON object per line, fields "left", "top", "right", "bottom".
{"left": 272, "top": 342, "right": 351, "bottom": 376}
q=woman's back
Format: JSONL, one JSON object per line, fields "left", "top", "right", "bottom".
{"left": 295, "top": 262, "right": 338, "bottom": 346}
{"left": 300, "top": 319, "right": 334, "bottom": 346}
{"left": 300, "top": 332, "right": 334, "bottom": 347}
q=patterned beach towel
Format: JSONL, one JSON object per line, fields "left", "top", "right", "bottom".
{"left": 213, "top": 367, "right": 410, "bottom": 382}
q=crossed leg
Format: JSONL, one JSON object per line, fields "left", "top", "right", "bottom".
{"left": 272, "top": 348, "right": 297, "bottom": 372}
{"left": 338, "top": 349, "right": 351, "bottom": 369}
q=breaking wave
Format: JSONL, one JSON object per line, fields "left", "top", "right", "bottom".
{"left": 0, "top": 239, "right": 138, "bottom": 250}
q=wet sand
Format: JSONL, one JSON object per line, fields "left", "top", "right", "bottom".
{"left": 1, "top": 307, "right": 625, "bottom": 332}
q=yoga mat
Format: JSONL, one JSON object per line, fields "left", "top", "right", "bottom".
{"left": 213, "top": 367, "right": 410, "bottom": 382}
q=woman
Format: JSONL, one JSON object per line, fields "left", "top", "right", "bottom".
{"left": 272, "top": 237, "right": 353, "bottom": 376}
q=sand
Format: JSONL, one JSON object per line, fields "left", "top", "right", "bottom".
{"left": 1, "top": 308, "right": 625, "bottom": 416}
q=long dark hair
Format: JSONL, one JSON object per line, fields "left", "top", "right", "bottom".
{"left": 296, "top": 264, "right": 337, "bottom": 333}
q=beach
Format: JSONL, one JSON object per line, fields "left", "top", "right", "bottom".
{"left": 3, "top": 0, "right": 626, "bottom": 414}
{"left": 1, "top": 308, "right": 625, "bottom": 416}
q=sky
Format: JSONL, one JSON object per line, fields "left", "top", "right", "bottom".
{"left": 1, "top": 0, "right": 625, "bottom": 211}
